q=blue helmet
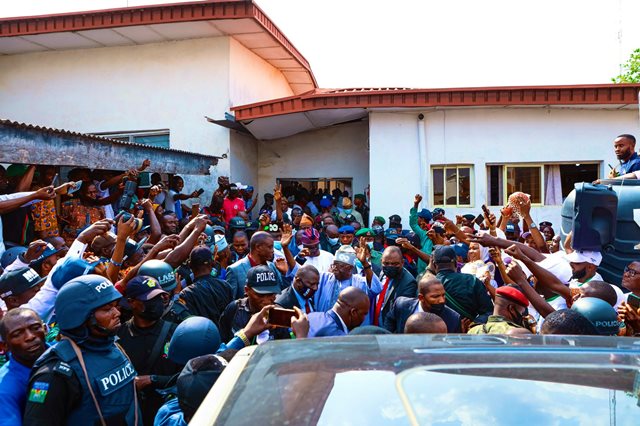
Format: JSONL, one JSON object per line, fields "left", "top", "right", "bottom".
{"left": 55, "top": 274, "right": 121, "bottom": 330}
{"left": 1, "top": 246, "right": 27, "bottom": 269}
{"left": 571, "top": 297, "right": 620, "bottom": 336}
{"left": 167, "top": 316, "right": 221, "bottom": 365}
{"left": 50, "top": 257, "right": 98, "bottom": 290}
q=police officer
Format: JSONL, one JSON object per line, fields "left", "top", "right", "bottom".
{"left": 138, "top": 259, "right": 190, "bottom": 324}
{"left": 468, "top": 286, "right": 531, "bottom": 335}
{"left": 23, "top": 275, "right": 140, "bottom": 425}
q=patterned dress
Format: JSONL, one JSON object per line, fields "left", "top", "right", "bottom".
{"left": 59, "top": 199, "right": 105, "bottom": 246}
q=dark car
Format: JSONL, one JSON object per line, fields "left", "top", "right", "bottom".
{"left": 191, "top": 334, "right": 640, "bottom": 425}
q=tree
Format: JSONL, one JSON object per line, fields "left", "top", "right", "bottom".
{"left": 612, "top": 48, "right": 640, "bottom": 83}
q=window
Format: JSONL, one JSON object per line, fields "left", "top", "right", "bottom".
{"left": 93, "top": 130, "right": 170, "bottom": 148}
{"left": 487, "top": 163, "right": 599, "bottom": 206}
{"left": 431, "top": 166, "right": 472, "bottom": 206}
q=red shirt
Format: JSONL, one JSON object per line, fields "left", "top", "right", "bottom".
{"left": 222, "top": 197, "right": 246, "bottom": 223}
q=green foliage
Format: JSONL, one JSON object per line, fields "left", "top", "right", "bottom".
{"left": 612, "top": 48, "right": 640, "bottom": 83}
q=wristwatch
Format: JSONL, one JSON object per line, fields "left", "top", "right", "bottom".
{"left": 529, "top": 222, "right": 537, "bottom": 229}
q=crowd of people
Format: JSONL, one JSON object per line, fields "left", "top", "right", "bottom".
{"left": 0, "top": 133, "right": 639, "bottom": 425}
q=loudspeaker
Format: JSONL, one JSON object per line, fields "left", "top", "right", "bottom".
{"left": 571, "top": 183, "right": 617, "bottom": 252}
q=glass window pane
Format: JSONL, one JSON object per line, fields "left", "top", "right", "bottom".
{"left": 445, "top": 168, "right": 457, "bottom": 205}
{"left": 487, "top": 165, "right": 503, "bottom": 206}
{"left": 133, "top": 134, "right": 170, "bottom": 148}
{"left": 458, "top": 167, "right": 471, "bottom": 205}
{"left": 432, "top": 169, "right": 444, "bottom": 205}
{"left": 506, "top": 166, "right": 541, "bottom": 203}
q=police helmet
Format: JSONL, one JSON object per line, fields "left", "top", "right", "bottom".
{"left": 55, "top": 274, "right": 121, "bottom": 330}
{"left": 138, "top": 260, "right": 176, "bottom": 291}
{"left": 203, "top": 225, "right": 215, "bottom": 247}
{"left": 571, "top": 297, "right": 620, "bottom": 336}
{"left": 1, "top": 246, "right": 27, "bottom": 269}
{"left": 229, "top": 217, "right": 246, "bottom": 229}
{"left": 50, "top": 257, "right": 98, "bottom": 290}
{"left": 167, "top": 316, "right": 221, "bottom": 365}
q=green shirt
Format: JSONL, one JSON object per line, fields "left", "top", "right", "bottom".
{"left": 409, "top": 207, "right": 433, "bottom": 275}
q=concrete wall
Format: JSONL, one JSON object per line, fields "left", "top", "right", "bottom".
{"left": 369, "top": 107, "right": 640, "bottom": 230}
{"left": 257, "top": 120, "right": 369, "bottom": 201}
{"left": 230, "top": 131, "right": 259, "bottom": 192}
{"left": 228, "top": 38, "right": 294, "bottom": 107}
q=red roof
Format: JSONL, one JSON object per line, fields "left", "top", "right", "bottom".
{"left": 0, "top": 0, "right": 317, "bottom": 94}
{"left": 232, "top": 84, "right": 640, "bottom": 120}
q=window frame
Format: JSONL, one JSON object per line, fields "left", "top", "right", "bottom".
{"left": 430, "top": 164, "right": 474, "bottom": 208}
{"left": 486, "top": 162, "right": 601, "bottom": 207}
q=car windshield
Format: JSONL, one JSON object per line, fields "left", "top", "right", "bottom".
{"left": 211, "top": 335, "right": 640, "bottom": 426}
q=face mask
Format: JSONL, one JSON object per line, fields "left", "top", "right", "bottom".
{"left": 327, "top": 237, "right": 339, "bottom": 245}
{"left": 273, "top": 241, "right": 283, "bottom": 251}
{"left": 430, "top": 302, "right": 445, "bottom": 314}
{"left": 366, "top": 241, "right": 374, "bottom": 250}
{"left": 343, "top": 209, "right": 352, "bottom": 215}
{"left": 139, "top": 297, "right": 165, "bottom": 321}
{"left": 511, "top": 306, "right": 527, "bottom": 328}
{"left": 297, "top": 244, "right": 304, "bottom": 252}
{"left": 382, "top": 265, "right": 402, "bottom": 279}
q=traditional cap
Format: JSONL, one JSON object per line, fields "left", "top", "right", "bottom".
{"left": 0, "top": 267, "right": 45, "bottom": 299}
{"left": 496, "top": 285, "right": 529, "bottom": 307}
{"left": 214, "top": 234, "right": 228, "bottom": 252}
{"left": 125, "top": 276, "right": 166, "bottom": 301}
{"left": 338, "top": 225, "right": 355, "bottom": 234}
{"left": 566, "top": 250, "right": 602, "bottom": 266}
{"left": 246, "top": 265, "right": 281, "bottom": 294}
{"left": 334, "top": 245, "right": 357, "bottom": 266}
{"left": 355, "top": 228, "right": 375, "bottom": 237}
{"left": 341, "top": 198, "right": 353, "bottom": 209}
{"left": 418, "top": 209, "right": 432, "bottom": 221}
{"left": 433, "top": 245, "right": 456, "bottom": 264}
{"left": 373, "top": 216, "right": 386, "bottom": 225}
{"left": 300, "top": 214, "right": 314, "bottom": 228}
{"left": 300, "top": 228, "right": 320, "bottom": 246}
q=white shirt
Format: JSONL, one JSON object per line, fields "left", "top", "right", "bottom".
{"left": 95, "top": 180, "right": 114, "bottom": 220}
{"left": 529, "top": 294, "right": 568, "bottom": 333}
{"left": 301, "top": 250, "right": 334, "bottom": 274}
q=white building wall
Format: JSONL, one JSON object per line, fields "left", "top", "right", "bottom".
{"left": 230, "top": 131, "right": 259, "bottom": 193}
{"left": 370, "top": 108, "right": 640, "bottom": 230}
{"left": 257, "top": 121, "right": 369, "bottom": 202}
{"left": 228, "top": 38, "right": 294, "bottom": 107}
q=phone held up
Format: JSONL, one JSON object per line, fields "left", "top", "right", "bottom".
{"left": 267, "top": 307, "right": 298, "bottom": 328}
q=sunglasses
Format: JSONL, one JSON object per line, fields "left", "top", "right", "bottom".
{"left": 624, "top": 266, "right": 640, "bottom": 277}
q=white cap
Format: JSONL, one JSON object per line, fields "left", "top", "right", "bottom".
{"left": 234, "top": 182, "right": 248, "bottom": 190}
{"left": 565, "top": 250, "right": 602, "bottom": 266}
{"left": 537, "top": 251, "right": 573, "bottom": 284}
{"left": 214, "top": 234, "right": 228, "bottom": 252}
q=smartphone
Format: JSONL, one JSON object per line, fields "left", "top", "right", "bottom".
{"left": 474, "top": 214, "right": 484, "bottom": 226}
{"left": 628, "top": 294, "right": 640, "bottom": 310}
{"left": 52, "top": 173, "right": 59, "bottom": 186}
{"left": 196, "top": 188, "right": 205, "bottom": 196}
{"left": 267, "top": 307, "right": 297, "bottom": 328}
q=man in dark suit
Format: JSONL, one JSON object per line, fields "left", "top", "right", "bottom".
{"left": 226, "top": 231, "right": 287, "bottom": 299}
{"left": 275, "top": 264, "right": 320, "bottom": 313}
{"left": 372, "top": 246, "right": 418, "bottom": 327}
{"left": 384, "top": 274, "right": 461, "bottom": 333}
{"left": 307, "top": 287, "right": 370, "bottom": 337}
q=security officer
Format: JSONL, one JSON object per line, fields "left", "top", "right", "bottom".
{"left": 23, "top": 275, "right": 140, "bottom": 425}
{"left": 468, "top": 286, "right": 531, "bottom": 335}
{"left": 138, "top": 259, "right": 190, "bottom": 324}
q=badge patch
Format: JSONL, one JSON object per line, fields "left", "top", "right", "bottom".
{"left": 28, "top": 382, "right": 49, "bottom": 403}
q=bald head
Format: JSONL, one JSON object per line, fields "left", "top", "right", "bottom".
{"left": 297, "top": 264, "right": 320, "bottom": 280}
{"left": 418, "top": 274, "right": 443, "bottom": 296}
{"left": 338, "top": 286, "right": 369, "bottom": 308}
{"left": 325, "top": 225, "right": 339, "bottom": 238}
{"left": 404, "top": 312, "right": 447, "bottom": 334}
{"left": 382, "top": 245, "right": 402, "bottom": 260}
{"left": 250, "top": 231, "right": 273, "bottom": 250}
{"left": 579, "top": 281, "right": 617, "bottom": 307}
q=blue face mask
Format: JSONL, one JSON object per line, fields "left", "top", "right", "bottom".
{"left": 366, "top": 241, "right": 374, "bottom": 250}
{"left": 327, "top": 237, "right": 339, "bottom": 245}
{"left": 274, "top": 241, "right": 283, "bottom": 251}
{"left": 342, "top": 208, "right": 352, "bottom": 215}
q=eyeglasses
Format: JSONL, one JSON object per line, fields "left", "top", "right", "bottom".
{"left": 624, "top": 266, "right": 640, "bottom": 277}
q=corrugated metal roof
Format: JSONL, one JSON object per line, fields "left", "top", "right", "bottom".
{"left": 0, "top": 118, "right": 221, "bottom": 159}
{"left": 232, "top": 84, "right": 640, "bottom": 120}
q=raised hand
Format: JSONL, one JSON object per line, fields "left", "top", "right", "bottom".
{"left": 504, "top": 244, "right": 525, "bottom": 260}
{"left": 414, "top": 194, "right": 422, "bottom": 206}
{"left": 24, "top": 240, "right": 49, "bottom": 263}
{"left": 280, "top": 223, "right": 293, "bottom": 247}
{"left": 117, "top": 213, "right": 137, "bottom": 240}
{"left": 290, "top": 306, "right": 309, "bottom": 338}
{"left": 34, "top": 186, "right": 56, "bottom": 200}
{"left": 505, "top": 261, "right": 528, "bottom": 284}
{"left": 274, "top": 257, "right": 288, "bottom": 275}
{"left": 77, "top": 219, "right": 114, "bottom": 244}
{"left": 139, "top": 159, "right": 151, "bottom": 171}
{"left": 273, "top": 183, "right": 283, "bottom": 202}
